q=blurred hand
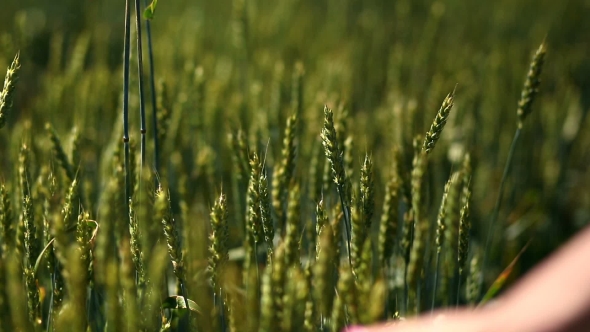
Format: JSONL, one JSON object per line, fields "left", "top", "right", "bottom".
{"left": 346, "top": 226, "right": 590, "bottom": 332}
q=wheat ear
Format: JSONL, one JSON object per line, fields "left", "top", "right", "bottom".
{"left": 208, "top": 192, "right": 228, "bottom": 292}
{"left": 456, "top": 153, "right": 472, "bottom": 305}
{"left": 517, "top": 42, "right": 547, "bottom": 128}
{"left": 0, "top": 52, "right": 21, "bottom": 129}
{"left": 423, "top": 88, "right": 455, "bottom": 153}
{"left": 321, "top": 105, "right": 352, "bottom": 264}
{"left": 272, "top": 113, "right": 297, "bottom": 231}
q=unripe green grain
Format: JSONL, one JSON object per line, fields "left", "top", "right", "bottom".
{"left": 351, "top": 196, "right": 364, "bottom": 273}
{"left": 271, "top": 242, "right": 287, "bottom": 329}
{"left": 70, "top": 126, "right": 81, "bottom": 169}
{"left": 0, "top": 52, "right": 20, "bottom": 129}
{"left": 344, "top": 136, "right": 355, "bottom": 192}
{"left": 284, "top": 182, "right": 301, "bottom": 267}
{"left": 400, "top": 140, "right": 425, "bottom": 264}
{"left": 330, "top": 290, "right": 345, "bottom": 332}
{"left": 156, "top": 186, "right": 185, "bottom": 281}
{"left": 208, "top": 192, "right": 228, "bottom": 292}
{"left": 315, "top": 199, "right": 328, "bottom": 261}
{"left": 432, "top": 173, "right": 457, "bottom": 309}
{"left": 313, "top": 222, "right": 335, "bottom": 319}
{"left": 458, "top": 155, "right": 472, "bottom": 276}
{"left": 281, "top": 266, "right": 308, "bottom": 331}
{"left": 47, "top": 123, "right": 75, "bottom": 181}
{"left": 229, "top": 129, "right": 250, "bottom": 182}
{"left": 406, "top": 136, "right": 427, "bottom": 288}
{"left": 308, "top": 140, "right": 325, "bottom": 202}
{"left": 105, "top": 261, "right": 122, "bottom": 331}
{"left": 356, "top": 237, "right": 373, "bottom": 286}
{"left": 360, "top": 154, "right": 375, "bottom": 231}
{"left": 423, "top": 89, "right": 455, "bottom": 153}
{"left": 120, "top": 241, "right": 139, "bottom": 332}
{"left": 517, "top": 42, "right": 546, "bottom": 128}
{"left": 321, "top": 106, "right": 352, "bottom": 261}
{"left": 361, "top": 279, "right": 386, "bottom": 324}
{"left": 436, "top": 174, "right": 456, "bottom": 254}
{"left": 7, "top": 256, "right": 31, "bottom": 331}
{"left": 322, "top": 106, "right": 348, "bottom": 200}
{"left": 0, "top": 185, "right": 14, "bottom": 255}
{"left": 272, "top": 113, "right": 298, "bottom": 230}
{"left": 259, "top": 168, "right": 274, "bottom": 256}
{"left": 23, "top": 194, "right": 41, "bottom": 326}
{"left": 378, "top": 157, "right": 400, "bottom": 265}
{"left": 259, "top": 263, "right": 275, "bottom": 332}
{"left": 55, "top": 245, "right": 88, "bottom": 331}
{"left": 443, "top": 171, "right": 462, "bottom": 268}
{"left": 0, "top": 255, "right": 11, "bottom": 330}
{"left": 466, "top": 248, "right": 482, "bottom": 306}
{"left": 303, "top": 264, "right": 316, "bottom": 332}
{"left": 247, "top": 153, "right": 263, "bottom": 246}
{"left": 339, "top": 264, "right": 359, "bottom": 325}
{"left": 128, "top": 198, "right": 145, "bottom": 287}
{"left": 94, "top": 176, "right": 119, "bottom": 284}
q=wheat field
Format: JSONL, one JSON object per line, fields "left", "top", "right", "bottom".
{"left": 0, "top": 0, "right": 589, "bottom": 331}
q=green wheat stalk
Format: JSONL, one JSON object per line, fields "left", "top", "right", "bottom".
{"left": 482, "top": 41, "right": 546, "bottom": 295}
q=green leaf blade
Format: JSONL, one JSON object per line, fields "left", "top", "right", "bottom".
{"left": 479, "top": 240, "right": 531, "bottom": 306}
{"left": 162, "top": 295, "right": 200, "bottom": 314}
{"left": 143, "top": 0, "right": 158, "bottom": 20}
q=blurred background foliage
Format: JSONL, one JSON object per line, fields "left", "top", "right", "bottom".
{"left": 1, "top": 0, "right": 590, "bottom": 313}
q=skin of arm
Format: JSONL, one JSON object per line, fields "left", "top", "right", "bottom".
{"left": 347, "top": 226, "right": 590, "bottom": 332}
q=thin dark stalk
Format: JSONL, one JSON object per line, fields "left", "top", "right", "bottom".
{"left": 254, "top": 241, "right": 260, "bottom": 287}
{"left": 133, "top": 3, "right": 148, "bottom": 268}
{"left": 89, "top": 288, "right": 103, "bottom": 332}
{"left": 481, "top": 128, "right": 521, "bottom": 296}
{"left": 46, "top": 270, "right": 55, "bottom": 332}
{"left": 123, "top": 0, "right": 132, "bottom": 216}
{"left": 180, "top": 280, "right": 191, "bottom": 329}
{"left": 213, "top": 291, "right": 218, "bottom": 323}
{"left": 403, "top": 222, "right": 414, "bottom": 316}
{"left": 404, "top": 264, "right": 409, "bottom": 315}
{"left": 142, "top": 0, "right": 159, "bottom": 180}
{"left": 337, "top": 192, "right": 352, "bottom": 266}
{"left": 134, "top": 0, "right": 147, "bottom": 167}
{"left": 216, "top": 289, "right": 227, "bottom": 332}
{"left": 416, "top": 282, "right": 422, "bottom": 314}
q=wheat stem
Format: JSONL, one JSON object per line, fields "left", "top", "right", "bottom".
{"left": 482, "top": 42, "right": 546, "bottom": 296}
{"left": 481, "top": 128, "right": 519, "bottom": 294}
{"left": 143, "top": 0, "right": 159, "bottom": 180}
{"left": 123, "top": 0, "right": 132, "bottom": 225}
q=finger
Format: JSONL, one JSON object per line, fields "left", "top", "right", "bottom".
{"left": 344, "top": 309, "right": 497, "bottom": 332}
